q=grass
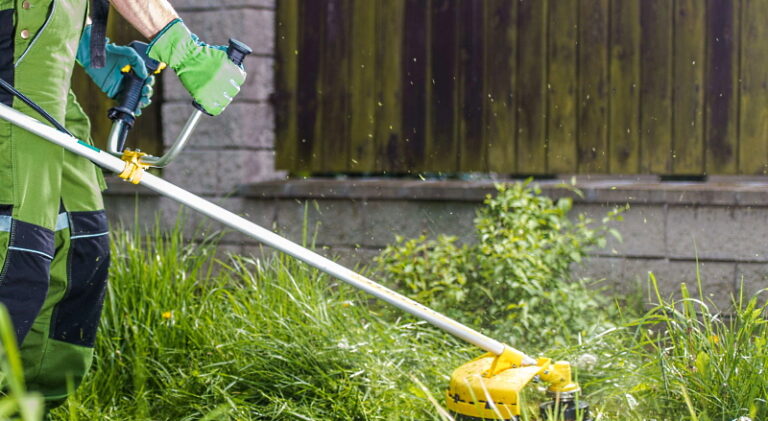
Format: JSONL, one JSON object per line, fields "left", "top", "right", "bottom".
{"left": 34, "top": 224, "right": 768, "bottom": 421}
{"left": 631, "top": 275, "right": 768, "bottom": 420}
{"left": 0, "top": 305, "right": 44, "bottom": 421}
{"left": 558, "top": 275, "right": 768, "bottom": 421}
{"left": 51, "top": 226, "right": 474, "bottom": 420}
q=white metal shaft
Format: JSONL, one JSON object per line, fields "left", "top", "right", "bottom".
{"left": 0, "top": 103, "right": 536, "bottom": 364}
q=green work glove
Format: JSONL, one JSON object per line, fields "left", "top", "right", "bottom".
{"left": 147, "top": 19, "right": 246, "bottom": 116}
{"left": 76, "top": 25, "right": 155, "bottom": 115}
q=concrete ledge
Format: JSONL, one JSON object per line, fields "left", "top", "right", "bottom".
{"left": 238, "top": 177, "right": 768, "bottom": 206}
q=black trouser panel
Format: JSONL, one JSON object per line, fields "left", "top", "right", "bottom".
{"left": 50, "top": 211, "right": 109, "bottom": 347}
{"left": 0, "top": 219, "right": 54, "bottom": 343}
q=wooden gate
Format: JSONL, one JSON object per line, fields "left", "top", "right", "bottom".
{"left": 276, "top": 0, "right": 768, "bottom": 176}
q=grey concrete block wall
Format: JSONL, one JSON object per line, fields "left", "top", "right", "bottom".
{"left": 667, "top": 206, "right": 768, "bottom": 261}
{"left": 171, "top": 0, "right": 275, "bottom": 11}
{"left": 162, "top": 102, "right": 274, "bottom": 149}
{"left": 572, "top": 256, "right": 737, "bottom": 309}
{"left": 578, "top": 203, "right": 666, "bottom": 257}
{"left": 105, "top": 174, "right": 768, "bottom": 310}
{"left": 230, "top": 179, "right": 768, "bottom": 309}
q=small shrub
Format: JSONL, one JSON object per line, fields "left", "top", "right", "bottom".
{"left": 377, "top": 182, "right": 624, "bottom": 348}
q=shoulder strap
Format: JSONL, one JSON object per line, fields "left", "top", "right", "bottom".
{"left": 90, "top": 0, "right": 109, "bottom": 68}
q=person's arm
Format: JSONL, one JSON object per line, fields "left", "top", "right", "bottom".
{"left": 107, "top": 0, "right": 246, "bottom": 116}
{"left": 109, "top": 0, "right": 179, "bottom": 39}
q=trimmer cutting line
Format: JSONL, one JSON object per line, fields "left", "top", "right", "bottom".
{"left": 0, "top": 38, "right": 590, "bottom": 421}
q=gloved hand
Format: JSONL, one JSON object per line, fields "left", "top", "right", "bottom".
{"left": 76, "top": 25, "right": 155, "bottom": 116}
{"left": 146, "top": 19, "right": 246, "bottom": 116}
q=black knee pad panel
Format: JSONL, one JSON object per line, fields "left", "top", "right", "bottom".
{"left": 0, "top": 219, "right": 54, "bottom": 343}
{"left": 51, "top": 210, "right": 110, "bottom": 347}
{"left": 0, "top": 9, "right": 14, "bottom": 107}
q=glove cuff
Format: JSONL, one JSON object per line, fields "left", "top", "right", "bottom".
{"left": 147, "top": 19, "right": 194, "bottom": 69}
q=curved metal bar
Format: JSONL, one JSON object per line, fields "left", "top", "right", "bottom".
{"left": 106, "top": 120, "right": 127, "bottom": 157}
{"left": 140, "top": 110, "right": 203, "bottom": 167}
{"left": 105, "top": 110, "right": 204, "bottom": 167}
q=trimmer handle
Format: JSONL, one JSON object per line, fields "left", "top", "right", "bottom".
{"left": 192, "top": 38, "right": 253, "bottom": 115}
{"left": 226, "top": 38, "right": 253, "bottom": 66}
{"left": 106, "top": 39, "right": 252, "bottom": 167}
{"left": 107, "top": 41, "right": 162, "bottom": 151}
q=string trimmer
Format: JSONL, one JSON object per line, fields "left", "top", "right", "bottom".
{"left": 0, "top": 39, "right": 590, "bottom": 421}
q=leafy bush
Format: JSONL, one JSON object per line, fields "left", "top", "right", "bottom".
{"left": 376, "top": 182, "right": 624, "bottom": 348}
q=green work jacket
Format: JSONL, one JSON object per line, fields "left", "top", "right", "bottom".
{"left": 0, "top": 0, "right": 104, "bottom": 230}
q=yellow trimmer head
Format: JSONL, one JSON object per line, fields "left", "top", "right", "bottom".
{"left": 446, "top": 347, "right": 589, "bottom": 421}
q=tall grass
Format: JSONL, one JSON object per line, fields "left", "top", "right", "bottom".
{"left": 39, "top": 222, "right": 768, "bottom": 420}
{"left": 52, "top": 226, "right": 472, "bottom": 420}
{"left": 633, "top": 275, "right": 768, "bottom": 420}
{"left": 0, "top": 305, "right": 44, "bottom": 421}
{"left": 569, "top": 274, "right": 768, "bottom": 421}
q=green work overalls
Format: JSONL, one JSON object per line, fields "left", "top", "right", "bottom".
{"left": 0, "top": 0, "right": 110, "bottom": 404}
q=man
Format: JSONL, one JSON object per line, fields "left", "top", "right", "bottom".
{"left": 0, "top": 0, "right": 246, "bottom": 407}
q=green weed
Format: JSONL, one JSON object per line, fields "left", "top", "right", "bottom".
{"left": 29, "top": 192, "right": 767, "bottom": 420}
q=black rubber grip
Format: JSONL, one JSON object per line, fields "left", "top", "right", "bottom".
{"left": 227, "top": 38, "right": 252, "bottom": 66}
{"left": 107, "top": 41, "right": 163, "bottom": 152}
{"left": 116, "top": 71, "right": 144, "bottom": 117}
{"left": 128, "top": 41, "right": 162, "bottom": 74}
{"left": 107, "top": 70, "right": 143, "bottom": 151}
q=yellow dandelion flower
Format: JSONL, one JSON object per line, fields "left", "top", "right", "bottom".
{"left": 162, "top": 311, "right": 173, "bottom": 319}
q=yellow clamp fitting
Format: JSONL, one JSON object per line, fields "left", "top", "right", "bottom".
{"left": 119, "top": 150, "right": 149, "bottom": 184}
{"left": 121, "top": 64, "right": 132, "bottom": 73}
{"left": 484, "top": 346, "right": 529, "bottom": 377}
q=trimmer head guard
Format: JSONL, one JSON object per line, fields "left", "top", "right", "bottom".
{"left": 446, "top": 353, "right": 540, "bottom": 419}
{"left": 446, "top": 349, "right": 587, "bottom": 421}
